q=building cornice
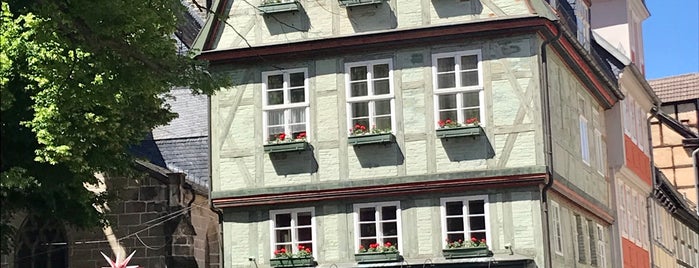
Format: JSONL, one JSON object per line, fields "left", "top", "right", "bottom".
{"left": 550, "top": 178, "right": 615, "bottom": 224}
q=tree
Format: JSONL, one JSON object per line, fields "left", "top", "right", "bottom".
{"left": 0, "top": 0, "right": 229, "bottom": 253}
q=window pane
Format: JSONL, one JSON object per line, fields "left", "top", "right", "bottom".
{"left": 439, "top": 94, "right": 457, "bottom": 109}
{"left": 374, "top": 80, "right": 390, "bottom": 95}
{"left": 373, "top": 64, "right": 389, "bottom": 78}
{"left": 439, "top": 111, "right": 458, "bottom": 122}
{"left": 267, "top": 75, "right": 283, "bottom": 89}
{"left": 447, "top": 233, "right": 464, "bottom": 242}
{"left": 352, "top": 102, "right": 369, "bottom": 118}
{"left": 298, "top": 242, "right": 312, "bottom": 252}
{"left": 375, "top": 100, "right": 391, "bottom": 116}
{"left": 446, "top": 201, "right": 463, "bottom": 216}
{"left": 438, "top": 73, "right": 456, "bottom": 89}
{"left": 352, "top": 118, "right": 370, "bottom": 130}
{"left": 276, "top": 230, "right": 291, "bottom": 243}
{"left": 437, "top": 58, "right": 455, "bottom": 72}
{"left": 290, "top": 124, "right": 306, "bottom": 137}
{"left": 460, "top": 70, "right": 479, "bottom": 87}
{"left": 462, "top": 91, "right": 479, "bottom": 107}
{"left": 375, "top": 116, "right": 391, "bottom": 130}
{"left": 381, "top": 206, "right": 397, "bottom": 220}
{"left": 462, "top": 109, "right": 480, "bottom": 122}
{"left": 290, "top": 72, "right": 304, "bottom": 87}
{"left": 468, "top": 200, "right": 485, "bottom": 214}
{"left": 384, "top": 237, "right": 398, "bottom": 249}
{"left": 470, "top": 231, "right": 486, "bottom": 241}
{"left": 360, "top": 239, "right": 376, "bottom": 248}
{"left": 461, "top": 55, "right": 478, "bottom": 70}
{"left": 297, "top": 212, "right": 312, "bottom": 226}
{"left": 268, "top": 110, "right": 284, "bottom": 125}
{"left": 360, "top": 223, "right": 376, "bottom": 237}
{"left": 267, "top": 91, "right": 284, "bottom": 105}
{"left": 297, "top": 227, "right": 312, "bottom": 241}
{"left": 276, "top": 213, "right": 291, "bottom": 227}
{"left": 290, "top": 88, "right": 305, "bottom": 103}
{"left": 469, "top": 216, "right": 486, "bottom": 231}
{"left": 382, "top": 222, "right": 397, "bottom": 236}
{"left": 359, "top": 208, "right": 375, "bottom": 221}
{"left": 351, "top": 82, "right": 368, "bottom": 97}
{"left": 267, "top": 126, "right": 284, "bottom": 141}
{"left": 351, "top": 66, "right": 367, "bottom": 81}
{"left": 446, "top": 218, "right": 464, "bottom": 232}
{"left": 290, "top": 108, "right": 306, "bottom": 123}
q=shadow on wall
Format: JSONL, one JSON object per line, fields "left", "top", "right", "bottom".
{"left": 440, "top": 134, "right": 495, "bottom": 162}
{"left": 347, "top": 3, "right": 397, "bottom": 32}
{"left": 269, "top": 148, "right": 319, "bottom": 175}
{"left": 263, "top": 7, "right": 311, "bottom": 34}
{"left": 431, "top": 0, "right": 483, "bottom": 18}
{"left": 353, "top": 143, "right": 405, "bottom": 167}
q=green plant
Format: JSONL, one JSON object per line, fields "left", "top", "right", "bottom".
{"left": 349, "top": 124, "right": 391, "bottom": 136}
{"left": 438, "top": 117, "right": 479, "bottom": 128}
{"left": 445, "top": 237, "right": 488, "bottom": 249}
{"left": 273, "top": 245, "right": 312, "bottom": 258}
{"left": 268, "top": 131, "right": 307, "bottom": 144}
{"left": 358, "top": 242, "right": 398, "bottom": 253}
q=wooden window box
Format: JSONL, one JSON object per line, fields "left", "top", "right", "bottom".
{"left": 269, "top": 257, "right": 315, "bottom": 267}
{"left": 442, "top": 247, "right": 493, "bottom": 259}
{"left": 354, "top": 252, "right": 401, "bottom": 263}
{"left": 263, "top": 141, "right": 309, "bottom": 153}
{"left": 259, "top": 1, "right": 300, "bottom": 14}
{"left": 348, "top": 133, "right": 394, "bottom": 146}
{"left": 435, "top": 126, "right": 482, "bottom": 139}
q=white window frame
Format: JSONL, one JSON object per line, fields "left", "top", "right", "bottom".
{"left": 594, "top": 129, "right": 604, "bottom": 175}
{"left": 432, "top": 50, "right": 485, "bottom": 128}
{"left": 345, "top": 59, "right": 395, "bottom": 133}
{"left": 551, "top": 200, "right": 564, "bottom": 256}
{"left": 440, "top": 195, "right": 490, "bottom": 248}
{"left": 632, "top": 191, "right": 640, "bottom": 245}
{"left": 262, "top": 68, "right": 310, "bottom": 144}
{"left": 269, "top": 207, "right": 316, "bottom": 258}
{"left": 596, "top": 224, "right": 607, "bottom": 268}
{"left": 626, "top": 186, "right": 633, "bottom": 240}
{"left": 580, "top": 115, "right": 590, "bottom": 165}
{"left": 574, "top": 0, "right": 591, "bottom": 50}
{"left": 353, "top": 201, "right": 402, "bottom": 252}
{"left": 617, "top": 182, "right": 627, "bottom": 236}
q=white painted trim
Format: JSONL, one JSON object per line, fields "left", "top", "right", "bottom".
{"left": 431, "top": 50, "right": 485, "bottom": 128}
{"left": 261, "top": 68, "right": 310, "bottom": 144}
{"left": 344, "top": 59, "right": 395, "bottom": 134}
{"left": 579, "top": 115, "right": 590, "bottom": 165}
{"left": 352, "top": 201, "right": 402, "bottom": 253}
{"left": 269, "top": 207, "right": 317, "bottom": 259}
{"left": 551, "top": 200, "right": 564, "bottom": 256}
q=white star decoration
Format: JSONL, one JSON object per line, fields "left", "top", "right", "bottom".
{"left": 100, "top": 251, "right": 141, "bottom": 268}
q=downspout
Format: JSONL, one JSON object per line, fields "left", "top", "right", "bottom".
{"left": 647, "top": 107, "right": 659, "bottom": 268}
{"left": 693, "top": 148, "right": 699, "bottom": 216}
{"left": 540, "top": 23, "right": 562, "bottom": 268}
{"left": 208, "top": 94, "right": 226, "bottom": 268}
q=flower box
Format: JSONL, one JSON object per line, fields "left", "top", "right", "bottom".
{"left": 442, "top": 247, "right": 493, "bottom": 259}
{"left": 269, "top": 257, "right": 315, "bottom": 267}
{"left": 354, "top": 252, "right": 401, "bottom": 263}
{"left": 347, "top": 133, "right": 395, "bottom": 146}
{"left": 258, "top": 1, "right": 300, "bottom": 14}
{"left": 264, "top": 141, "right": 308, "bottom": 153}
{"left": 435, "top": 125, "right": 482, "bottom": 139}
{"left": 339, "top": 0, "right": 385, "bottom": 7}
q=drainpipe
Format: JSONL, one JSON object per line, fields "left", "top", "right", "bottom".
{"left": 208, "top": 94, "right": 226, "bottom": 268}
{"left": 693, "top": 148, "right": 699, "bottom": 216}
{"left": 540, "top": 23, "right": 562, "bottom": 268}
{"left": 647, "top": 108, "right": 659, "bottom": 268}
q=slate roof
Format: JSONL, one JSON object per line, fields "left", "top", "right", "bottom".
{"left": 649, "top": 73, "right": 699, "bottom": 103}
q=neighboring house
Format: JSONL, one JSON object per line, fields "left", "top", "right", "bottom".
{"left": 1, "top": 1, "right": 221, "bottom": 267}
{"left": 649, "top": 73, "right": 699, "bottom": 211}
{"left": 198, "top": 1, "right": 622, "bottom": 267}
{"left": 590, "top": 0, "right": 656, "bottom": 266}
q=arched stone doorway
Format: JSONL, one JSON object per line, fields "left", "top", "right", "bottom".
{"left": 14, "top": 215, "right": 68, "bottom": 268}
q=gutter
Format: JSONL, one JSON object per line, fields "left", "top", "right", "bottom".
{"left": 539, "top": 22, "right": 562, "bottom": 268}
{"left": 207, "top": 93, "right": 225, "bottom": 268}
{"left": 646, "top": 108, "right": 659, "bottom": 268}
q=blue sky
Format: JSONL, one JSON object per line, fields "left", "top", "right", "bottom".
{"left": 643, "top": 0, "right": 699, "bottom": 79}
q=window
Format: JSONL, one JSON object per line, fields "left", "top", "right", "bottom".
{"left": 354, "top": 202, "right": 401, "bottom": 250}
{"left": 580, "top": 115, "right": 590, "bottom": 164}
{"left": 626, "top": 186, "right": 634, "bottom": 240}
{"left": 575, "top": 214, "right": 586, "bottom": 263}
{"left": 617, "top": 183, "right": 627, "bottom": 236}
{"left": 346, "top": 60, "right": 394, "bottom": 132}
{"left": 573, "top": 0, "right": 590, "bottom": 50}
{"left": 594, "top": 129, "right": 604, "bottom": 175}
{"left": 588, "top": 219, "right": 597, "bottom": 266}
{"left": 596, "top": 224, "right": 607, "bottom": 268}
{"left": 262, "top": 69, "right": 309, "bottom": 143}
{"left": 270, "top": 208, "right": 315, "bottom": 256}
{"left": 441, "top": 196, "right": 489, "bottom": 247}
{"left": 551, "top": 201, "right": 564, "bottom": 255}
{"left": 432, "top": 51, "right": 484, "bottom": 127}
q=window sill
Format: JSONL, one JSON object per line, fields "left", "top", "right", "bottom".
{"left": 339, "top": 0, "right": 385, "bottom": 7}
{"left": 264, "top": 141, "right": 309, "bottom": 153}
{"left": 269, "top": 257, "right": 315, "bottom": 267}
{"left": 258, "top": 1, "right": 300, "bottom": 14}
{"left": 436, "top": 125, "right": 482, "bottom": 139}
{"left": 354, "top": 252, "right": 402, "bottom": 263}
{"left": 442, "top": 247, "right": 492, "bottom": 259}
{"left": 348, "top": 133, "right": 395, "bottom": 146}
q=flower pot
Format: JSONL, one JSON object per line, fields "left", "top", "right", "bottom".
{"left": 264, "top": 141, "right": 309, "bottom": 153}
{"left": 339, "top": 0, "right": 385, "bottom": 7}
{"left": 269, "top": 257, "right": 315, "bottom": 267}
{"left": 435, "top": 125, "right": 482, "bottom": 139}
{"left": 258, "top": 1, "right": 300, "bottom": 14}
{"left": 348, "top": 133, "right": 395, "bottom": 146}
{"left": 442, "top": 247, "right": 493, "bottom": 259}
{"left": 354, "top": 252, "right": 402, "bottom": 263}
